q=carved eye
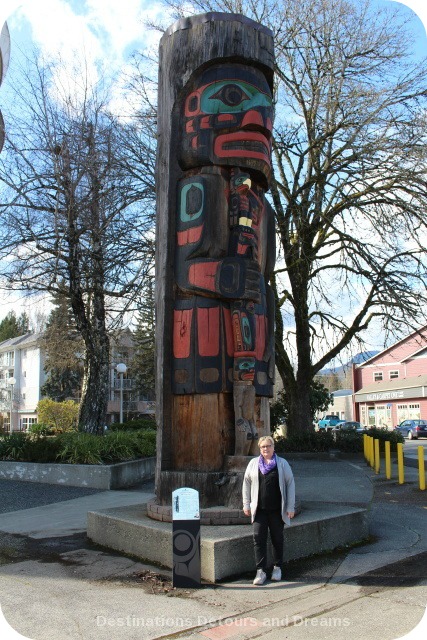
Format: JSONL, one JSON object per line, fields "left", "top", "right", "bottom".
{"left": 210, "top": 84, "right": 250, "bottom": 107}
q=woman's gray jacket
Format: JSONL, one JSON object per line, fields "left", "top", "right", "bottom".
{"left": 242, "top": 456, "right": 295, "bottom": 526}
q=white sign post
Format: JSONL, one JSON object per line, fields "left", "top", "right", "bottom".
{"left": 172, "top": 487, "right": 201, "bottom": 588}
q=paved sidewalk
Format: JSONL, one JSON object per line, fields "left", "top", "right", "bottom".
{"left": 0, "top": 458, "right": 426, "bottom": 640}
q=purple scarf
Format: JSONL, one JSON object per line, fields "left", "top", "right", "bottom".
{"left": 258, "top": 452, "right": 277, "bottom": 475}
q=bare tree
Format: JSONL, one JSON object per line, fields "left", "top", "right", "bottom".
{"left": 157, "top": 0, "right": 427, "bottom": 433}
{"left": 0, "top": 54, "right": 156, "bottom": 433}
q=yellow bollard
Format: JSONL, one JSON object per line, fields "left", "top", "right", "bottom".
{"left": 418, "top": 446, "right": 425, "bottom": 491}
{"left": 385, "top": 441, "right": 391, "bottom": 480}
{"left": 374, "top": 439, "right": 380, "bottom": 474}
{"left": 370, "top": 436, "right": 375, "bottom": 469}
{"left": 363, "top": 434, "right": 368, "bottom": 462}
{"left": 397, "top": 443, "right": 404, "bottom": 485}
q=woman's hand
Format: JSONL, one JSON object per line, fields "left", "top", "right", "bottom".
{"left": 287, "top": 511, "right": 295, "bottom": 519}
{"left": 243, "top": 508, "right": 251, "bottom": 517}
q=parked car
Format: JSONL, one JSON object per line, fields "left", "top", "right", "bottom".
{"left": 394, "top": 420, "right": 427, "bottom": 440}
{"left": 332, "top": 421, "right": 364, "bottom": 433}
{"left": 317, "top": 415, "right": 342, "bottom": 431}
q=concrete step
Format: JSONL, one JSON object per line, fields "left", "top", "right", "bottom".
{"left": 87, "top": 501, "right": 368, "bottom": 583}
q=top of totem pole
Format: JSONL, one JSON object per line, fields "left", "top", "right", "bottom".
{"left": 160, "top": 12, "right": 275, "bottom": 90}
{"left": 164, "top": 12, "right": 273, "bottom": 38}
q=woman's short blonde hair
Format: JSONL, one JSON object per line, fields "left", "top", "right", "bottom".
{"left": 258, "top": 435, "right": 274, "bottom": 448}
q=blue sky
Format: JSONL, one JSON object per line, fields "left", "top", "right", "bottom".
{"left": 1, "top": 1, "right": 425, "bottom": 80}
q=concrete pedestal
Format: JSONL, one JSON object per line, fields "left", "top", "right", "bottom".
{"left": 87, "top": 501, "right": 369, "bottom": 583}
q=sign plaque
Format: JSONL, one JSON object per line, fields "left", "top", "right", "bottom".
{"left": 172, "top": 488, "right": 201, "bottom": 588}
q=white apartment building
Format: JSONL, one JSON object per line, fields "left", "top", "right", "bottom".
{"left": 0, "top": 332, "right": 46, "bottom": 431}
{"left": 0, "top": 330, "right": 155, "bottom": 431}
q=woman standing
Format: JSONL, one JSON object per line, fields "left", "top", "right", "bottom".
{"left": 243, "top": 435, "right": 295, "bottom": 585}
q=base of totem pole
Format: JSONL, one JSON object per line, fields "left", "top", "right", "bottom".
{"left": 151, "top": 456, "right": 301, "bottom": 520}
{"left": 154, "top": 455, "right": 254, "bottom": 509}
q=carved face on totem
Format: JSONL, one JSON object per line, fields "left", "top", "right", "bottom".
{"left": 179, "top": 63, "right": 274, "bottom": 184}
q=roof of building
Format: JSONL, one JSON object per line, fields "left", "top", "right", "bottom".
{"left": 354, "top": 374, "right": 427, "bottom": 397}
{"left": 355, "top": 325, "right": 427, "bottom": 368}
{"left": 332, "top": 389, "right": 353, "bottom": 397}
{"left": 0, "top": 332, "right": 44, "bottom": 351}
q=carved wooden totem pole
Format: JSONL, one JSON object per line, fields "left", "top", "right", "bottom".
{"left": 155, "top": 13, "right": 275, "bottom": 506}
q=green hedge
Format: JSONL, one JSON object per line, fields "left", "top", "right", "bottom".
{"left": 28, "top": 423, "right": 56, "bottom": 437}
{"left": 275, "top": 430, "right": 334, "bottom": 453}
{"left": 362, "top": 427, "right": 404, "bottom": 451}
{"left": 0, "top": 430, "right": 156, "bottom": 464}
{"left": 275, "top": 427, "right": 404, "bottom": 453}
{"left": 108, "top": 417, "right": 156, "bottom": 431}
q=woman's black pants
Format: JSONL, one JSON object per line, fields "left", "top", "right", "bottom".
{"left": 253, "top": 508, "right": 284, "bottom": 570}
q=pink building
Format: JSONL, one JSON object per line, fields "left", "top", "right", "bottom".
{"left": 353, "top": 326, "right": 427, "bottom": 430}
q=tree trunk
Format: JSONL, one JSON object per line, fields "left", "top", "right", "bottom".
{"left": 78, "top": 330, "right": 110, "bottom": 434}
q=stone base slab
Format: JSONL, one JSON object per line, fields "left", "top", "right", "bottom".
{"left": 0, "top": 457, "right": 155, "bottom": 490}
{"left": 87, "top": 501, "right": 369, "bottom": 582}
{"left": 146, "top": 497, "right": 302, "bottom": 525}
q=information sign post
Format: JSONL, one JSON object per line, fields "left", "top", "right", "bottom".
{"left": 172, "top": 487, "right": 201, "bottom": 588}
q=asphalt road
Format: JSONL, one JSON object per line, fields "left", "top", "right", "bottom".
{"left": 0, "top": 480, "right": 101, "bottom": 514}
{"left": 403, "top": 438, "right": 427, "bottom": 458}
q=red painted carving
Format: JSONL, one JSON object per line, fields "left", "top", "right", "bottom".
{"left": 173, "top": 309, "right": 193, "bottom": 359}
{"left": 172, "top": 61, "right": 275, "bottom": 455}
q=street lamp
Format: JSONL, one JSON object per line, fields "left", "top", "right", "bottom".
{"left": 8, "top": 376, "right": 16, "bottom": 434}
{"left": 116, "top": 363, "right": 127, "bottom": 424}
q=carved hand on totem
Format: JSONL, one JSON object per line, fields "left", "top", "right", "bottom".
{"left": 218, "top": 257, "right": 261, "bottom": 303}
{"left": 229, "top": 224, "right": 258, "bottom": 260}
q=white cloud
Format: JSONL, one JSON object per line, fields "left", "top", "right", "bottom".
{"left": 393, "top": 1, "right": 427, "bottom": 35}
{"left": 6, "top": 0, "right": 166, "bottom": 77}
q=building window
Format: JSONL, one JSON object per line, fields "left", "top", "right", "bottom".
{"left": 374, "top": 372, "right": 383, "bottom": 382}
{"left": 389, "top": 371, "right": 399, "bottom": 380}
{"left": 397, "top": 403, "right": 420, "bottom": 423}
{"left": 368, "top": 406, "right": 376, "bottom": 426}
{"left": 21, "top": 417, "right": 37, "bottom": 431}
{"left": 397, "top": 404, "right": 408, "bottom": 423}
{"left": 1, "top": 351, "right": 15, "bottom": 367}
{"left": 409, "top": 404, "right": 421, "bottom": 420}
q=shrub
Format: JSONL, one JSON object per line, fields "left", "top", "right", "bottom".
{"left": 36, "top": 398, "right": 79, "bottom": 432}
{"left": 0, "top": 432, "right": 62, "bottom": 462}
{"left": 275, "top": 430, "right": 334, "bottom": 453}
{"left": 28, "top": 423, "right": 55, "bottom": 437}
{"left": 56, "top": 433, "right": 105, "bottom": 464}
{"left": 21, "top": 437, "right": 63, "bottom": 462}
{"left": 333, "top": 431, "right": 364, "bottom": 452}
{"left": 0, "top": 433, "right": 28, "bottom": 460}
{"left": 0, "top": 429, "right": 156, "bottom": 464}
{"left": 274, "top": 427, "right": 404, "bottom": 454}
{"left": 364, "top": 427, "right": 404, "bottom": 452}
{"left": 109, "top": 417, "right": 156, "bottom": 431}
{"left": 99, "top": 430, "right": 157, "bottom": 462}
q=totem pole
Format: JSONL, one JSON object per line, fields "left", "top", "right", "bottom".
{"left": 155, "top": 13, "right": 275, "bottom": 506}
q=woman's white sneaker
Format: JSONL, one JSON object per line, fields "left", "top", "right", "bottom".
{"left": 253, "top": 569, "right": 267, "bottom": 585}
{"left": 271, "top": 565, "right": 282, "bottom": 581}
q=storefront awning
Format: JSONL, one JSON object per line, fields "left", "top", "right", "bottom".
{"left": 354, "top": 375, "right": 427, "bottom": 403}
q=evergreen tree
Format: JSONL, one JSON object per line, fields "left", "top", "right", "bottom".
{"left": 132, "top": 280, "right": 155, "bottom": 399}
{"left": 0, "top": 311, "right": 29, "bottom": 342}
{"left": 41, "top": 291, "right": 84, "bottom": 401}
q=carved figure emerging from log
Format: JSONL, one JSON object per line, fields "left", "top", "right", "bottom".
{"left": 172, "top": 62, "right": 276, "bottom": 455}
